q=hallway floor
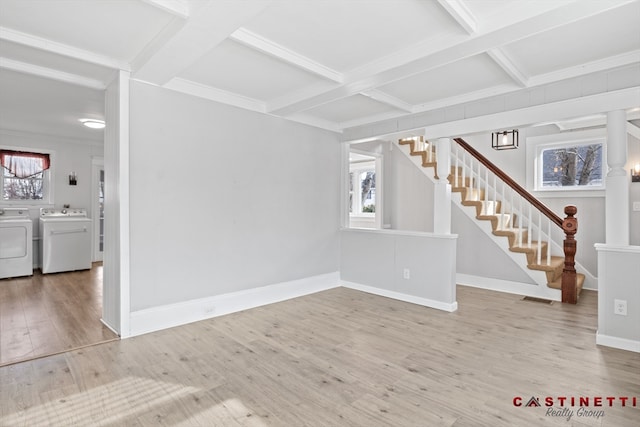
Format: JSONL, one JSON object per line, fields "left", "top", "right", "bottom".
{"left": 0, "top": 263, "right": 118, "bottom": 366}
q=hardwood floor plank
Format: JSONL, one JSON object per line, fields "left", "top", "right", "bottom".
{"left": 0, "top": 264, "right": 117, "bottom": 366}
{"left": 1, "top": 285, "right": 639, "bottom": 426}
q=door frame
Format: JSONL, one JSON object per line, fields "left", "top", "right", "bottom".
{"left": 91, "top": 157, "right": 104, "bottom": 262}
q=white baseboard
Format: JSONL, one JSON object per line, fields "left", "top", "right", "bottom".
{"left": 457, "top": 273, "right": 562, "bottom": 301}
{"left": 129, "top": 272, "right": 340, "bottom": 337}
{"left": 341, "top": 281, "right": 458, "bottom": 312}
{"left": 596, "top": 332, "right": 640, "bottom": 353}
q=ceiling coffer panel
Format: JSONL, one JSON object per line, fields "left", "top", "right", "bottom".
{"left": 501, "top": 2, "right": 640, "bottom": 77}
{"left": 303, "top": 94, "right": 404, "bottom": 124}
{"left": 377, "top": 53, "right": 514, "bottom": 106}
{"left": 178, "top": 39, "right": 338, "bottom": 102}
{"left": 242, "top": 0, "right": 465, "bottom": 72}
{"left": 0, "top": 0, "right": 175, "bottom": 62}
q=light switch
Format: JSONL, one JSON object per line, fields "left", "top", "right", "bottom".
{"left": 633, "top": 202, "right": 640, "bottom": 212}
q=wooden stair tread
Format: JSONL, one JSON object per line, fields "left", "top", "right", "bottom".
{"left": 492, "top": 228, "right": 524, "bottom": 236}
{"left": 510, "top": 242, "right": 547, "bottom": 253}
{"left": 527, "top": 256, "right": 564, "bottom": 271}
{"left": 548, "top": 274, "right": 585, "bottom": 293}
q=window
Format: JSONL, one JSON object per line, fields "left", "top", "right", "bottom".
{"left": 1, "top": 149, "right": 51, "bottom": 202}
{"left": 349, "top": 164, "right": 376, "bottom": 215}
{"left": 528, "top": 129, "right": 606, "bottom": 193}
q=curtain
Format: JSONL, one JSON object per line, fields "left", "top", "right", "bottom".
{"left": 0, "top": 150, "right": 50, "bottom": 178}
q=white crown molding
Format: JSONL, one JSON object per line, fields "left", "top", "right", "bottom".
{"left": 0, "top": 57, "right": 106, "bottom": 90}
{"left": 162, "top": 77, "right": 266, "bottom": 113}
{"left": 139, "top": 0, "right": 190, "bottom": 19}
{"left": 230, "top": 28, "right": 343, "bottom": 83}
{"left": 487, "top": 48, "right": 528, "bottom": 87}
{"left": 282, "top": 113, "right": 342, "bottom": 133}
{"left": 436, "top": 0, "right": 477, "bottom": 34}
{"left": 0, "top": 26, "right": 129, "bottom": 71}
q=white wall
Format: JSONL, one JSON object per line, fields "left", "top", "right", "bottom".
{"left": 386, "top": 144, "right": 434, "bottom": 232}
{"left": 341, "top": 228, "right": 457, "bottom": 312}
{"left": 595, "top": 245, "right": 640, "bottom": 352}
{"left": 128, "top": 81, "right": 341, "bottom": 311}
{"left": 0, "top": 129, "right": 103, "bottom": 267}
{"left": 452, "top": 206, "right": 536, "bottom": 283}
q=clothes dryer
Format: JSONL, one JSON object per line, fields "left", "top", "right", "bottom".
{"left": 0, "top": 207, "right": 33, "bottom": 279}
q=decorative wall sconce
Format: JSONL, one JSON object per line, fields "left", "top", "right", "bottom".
{"left": 492, "top": 129, "right": 519, "bottom": 150}
{"left": 69, "top": 172, "right": 77, "bottom": 186}
{"left": 632, "top": 163, "right": 640, "bottom": 183}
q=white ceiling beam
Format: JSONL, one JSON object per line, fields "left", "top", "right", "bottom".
{"left": 0, "top": 27, "right": 129, "bottom": 70}
{"left": 268, "top": 1, "right": 635, "bottom": 117}
{"left": 0, "top": 57, "right": 107, "bottom": 90}
{"left": 139, "top": 0, "right": 190, "bottom": 19}
{"left": 627, "top": 121, "right": 640, "bottom": 140}
{"left": 436, "top": 0, "right": 477, "bottom": 34}
{"left": 527, "top": 50, "right": 640, "bottom": 87}
{"left": 162, "top": 77, "right": 266, "bottom": 113}
{"left": 360, "top": 90, "right": 413, "bottom": 112}
{"left": 133, "top": 0, "right": 272, "bottom": 85}
{"left": 229, "top": 28, "right": 343, "bottom": 83}
{"left": 487, "top": 48, "right": 528, "bottom": 87}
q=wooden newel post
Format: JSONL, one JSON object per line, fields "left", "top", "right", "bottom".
{"left": 562, "top": 205, "right": 578, "bottom": 304}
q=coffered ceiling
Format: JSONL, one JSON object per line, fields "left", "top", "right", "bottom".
{"left": 1, "top": 0, "right": 639, "bottom": 140}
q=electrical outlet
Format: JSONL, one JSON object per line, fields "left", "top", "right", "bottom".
{"left": 403, "top": 268, "right": 411, "bottom": 280}
{"left": 614, "top": 299, "right": 627, "bottom": 316}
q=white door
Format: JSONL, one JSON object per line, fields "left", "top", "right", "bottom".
{"left": 92, "top": 158, "right": 104, "bottom": 262}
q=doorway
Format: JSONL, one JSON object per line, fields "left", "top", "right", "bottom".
{"left": 92, "top": 158, "right": 104, "bottom": 262}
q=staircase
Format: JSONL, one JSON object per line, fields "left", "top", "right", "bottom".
{"left": 398, "top": 136, "right": 585, "bottom": 302}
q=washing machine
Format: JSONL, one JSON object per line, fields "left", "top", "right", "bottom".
{"left": 0, "top": 207, "right": 33, "bottom": 279}
{"left": 40, "top": 208, "right": 92, "bottom": 274}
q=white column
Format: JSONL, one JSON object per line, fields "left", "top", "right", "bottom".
{"left": 434, "top": 137, "right": 452, "bottom": 234}
{"left": 605, "top": 110, "right": 629, "bottom": 245}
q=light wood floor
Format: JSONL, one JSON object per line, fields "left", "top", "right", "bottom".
{"left": 1, "top": 286, "right": 638, "bottom": 426}
{"left": 0, "top": 264, "right": 118, "bottom": 366}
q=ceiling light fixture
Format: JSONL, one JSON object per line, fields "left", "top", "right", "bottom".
{"left": 491, "top": 129, "right": 518, "bottom": 150}
{"left": 79, "top": 118, "right": 105, "bottom": 129}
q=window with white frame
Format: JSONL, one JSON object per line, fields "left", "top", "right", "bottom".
{"left": 534, "top": 137, "right": 604, "bottom": 191}
{"left": 349, "top": 162, "right": 376, "bottom": 215}
{"left": 1, "top": 149, "right": 52, "bottom": 202}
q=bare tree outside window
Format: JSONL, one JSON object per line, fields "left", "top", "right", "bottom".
{"left": 360, "top": 171, "right": 375, "bottom": 212}
{"left": 1, "top": 151, "right": 48, "bottom": 200}
{"left": 541, "top": 143, "right": 603, "bottom": 188}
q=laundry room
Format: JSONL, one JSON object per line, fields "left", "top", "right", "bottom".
{"left": 0, "top": 70, "right": 111, "bottom": 366}
{"left": 1, "top": 129, "right": 103, "bottom": 270}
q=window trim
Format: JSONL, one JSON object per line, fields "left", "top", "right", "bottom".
{"left": 0, "top": 145, "right": 54, "bottom": 205}
{"left": 350, "top": 161, "right": 376, "bottom": 218}
{"left": 526, "top": 129, "right": 606, "bottom": 198}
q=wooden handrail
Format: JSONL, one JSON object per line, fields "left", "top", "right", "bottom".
{"left": 452, "top": 137, "right": 578, "bottom": 303}
{"left": 453, "top": 138, "right": 563, "bottom": 228}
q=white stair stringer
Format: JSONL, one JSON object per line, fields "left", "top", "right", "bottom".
{"left": 393, "top": 139, "right": 593, "bottom": 300}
